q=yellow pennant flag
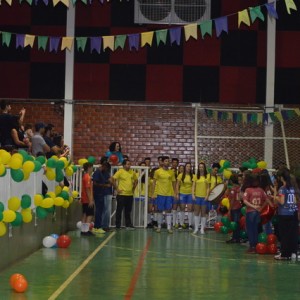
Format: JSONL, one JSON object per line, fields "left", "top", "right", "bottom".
{"left": 238, "top": 9, "right": 251, "bottom": 27}
{"left": 274, "top": 111, "right": 283, "bottom": 122}
{"left": 5, "top": 0, "right": 12, "bottom": 5}
{"left": 24, "top": 35, "right": 35, "bottom": 48}
{"left": 103, "top": 36, "right": 114, "bottom": 51}
{"left": 285, "top": 0, "right": 297, "bottom": 14}
{"left": 61, "top": 37, "right": 73, "bottom": 51}
{"left": 141, "top": 31, "right": 154, "bottom": 47}
{"left": 228, "top": 112, "right": 233, "bottom": 122}
{"left": 184, "top": 24, "right": 198, "bottom": 42}
{"left": 242, "top": 113, "right": 247, "bottom": 124}
{"left": 295, "top": 108, "right": 300, "bottom": 116}
{"left": 257, "top": 113, "right": 263, "bottom": 125}
{"left": 212, "top": 110, "right": 217, "bottom": 121}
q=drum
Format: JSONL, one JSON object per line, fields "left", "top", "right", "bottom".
{"left": 207, "top": 183, "right": 226, "bottom": 205}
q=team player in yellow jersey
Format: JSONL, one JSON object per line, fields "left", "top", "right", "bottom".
{"left": 151, "top": 156, "right": 176, "bottom": 233}
{"left": 192, "top": 162, "right": 210, "bottom": 234}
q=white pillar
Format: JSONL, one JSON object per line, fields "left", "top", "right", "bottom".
{"left": 64, "top": 4, "right": 75, "bottom": 156}
{"left": 264, "top": 0, "right": 276, "bottom": 169}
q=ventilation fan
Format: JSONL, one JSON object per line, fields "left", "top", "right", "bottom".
{"left": 134, "top": 0, "right": 211, "bottom": 25}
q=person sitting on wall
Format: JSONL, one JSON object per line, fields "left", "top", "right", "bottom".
{"left": 31, "top": 123, "right": 50, "bottom": 157}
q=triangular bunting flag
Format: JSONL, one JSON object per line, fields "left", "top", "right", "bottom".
{"left": 284, "top": 0, "right": 297, "bottom": 14}
{"left": 249, "top": 6, "right": 265, "bottom": 23}
{"left": 265, "top": 2, "right": 278, "bottom": 19}
{"left": 215, "top": 16, "right": 228, "bottom": 38}
{"left": 238, "top": 9, "right": 251, "bottom": 27}
{"left": 184, "top": 24, "right": 198, "bottom": 42}
{"left": 24, "top": 35, "right": 35, "bottom": 48}
{"left": 199, "top": 21, "right": 212, "bottom": 39}
{"left": 228, "top": 112, "right": 233, "bottom": 122}
{"left": 155, "top": 30, "right": 167, "bottom": 46}
{"left": 61, "top": 37, "right": 73, "bottom": 51}
{"left": 90, "top": 37, "right": 102, "bottom": 54}
{"left": 242, "top": 113, "right": 247, "bottom": 124}
{"left": 103, "top": 36, "right": 114, "bottom": 51}
{"left": 269, "top": 112, "right": 276, "bottom": 122}
{"left": 76, "top": 37, "right": 87, "bottom": 52}
{"left": 141, "top": 31, "right": 154, "bottom": 47}
{"left": 16, "top": 34, "right": 25, "bottom": 49}
{"left": 38, "top": 36, "right": 48, "bottom": 51}
{"left": 5, "top": 0, "right": 13, "bottom": 5}
{"left": 128, "top": 34, "right": 140, "bottom": 51}
{"left": 2, "top": 32, "right": 12, "bottom": 47}
{"left": 295, "top": 108, "right": 300, "bottom": 116}
{"left": 274, "top": 111, "right": 283, "bottom": 122}
{"left": 114, "top": 35, "right": 126, "bottom": 50}
{"left": 81, "top": 0, "right": 87, "bottom": 4}
{"left": 257, "top": 113, "right": 263, "bottom": 125}
{"left": 49, "top": 37, "right": 60, "bottom": 53}
{"left": 169, "top": 27, "right": 181, "bottom": 46}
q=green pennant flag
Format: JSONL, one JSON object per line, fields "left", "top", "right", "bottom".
{"left": 269, "top": 112, "right": 276, "bottom": 122}
{"left": 236, "top": 113, "right": 242, "bottom": 123}
{"left": 38, "top": 36, "right": 48, "bottom": 51}
{"left": 24, "top": 0, "right": 33, "bottom": 5}
{"left": 251, "top": 113, "right": 257, "bottom": 124}
{"left": 206, "top": 110, "right": 213, "bottom": 118}
{"left": 72, "top": 0, "right": 77, "bottom": 4}
{"left": 199, "top": 21, "right": 212, "bottom": 39}
{"left": 76, "top": 37, "right": 87, "bottom": 52}
{"left": 81, "top": 0, "right": 87, "bottom": 4}
{"left": 287, "top": 110, "right": 295, "bottom": 119}
{"left": 2, "top": 32, "right": 12, "bottom": 47}
{"left": 222, "top": 112, "right": 228, "bottom": 120}
{"left": 155, "top": 29, "right": 167, "bottom": 46}
{"left": 115, "top": 35, "right": 126, "bottom": 50}
{"left": 249, "top": 6, "right": 265, "bottom": 23}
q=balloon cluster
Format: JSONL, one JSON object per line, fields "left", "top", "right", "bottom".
{"left": 43, "top": 234, "right": 71, "bottom": 248}
{"left": 241, "top": 158, "right": 268, "bottom": 170}
{"left": 219, "top": 159, "right": 232, "bottom": 179}
{"left": 10, "top": 273, "right": 28, "bottom": 293}
{"left": 255, "top": 233, "right": 278, "bottom": 255}
{"left": 0, "top": 194, "right": 33, "bottom": 237}
{"left": 34, "top": 186, "right": 79, "bottom": 219}
{"left": 78, "top": 155, "right": 96, "bottom": 166}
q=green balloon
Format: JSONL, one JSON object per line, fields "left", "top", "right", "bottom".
{"left": 46, "top": 158, "right": 57, "bottom": 168}
{"left": 33, "top": 160, "right": 42, "bottom": 172}
{"left": 0, "top": 211, "right": 3, "bottom": 222}
{"left": 0, "top": 202, "right": 4, "bottom": 212}
{"left": 46, "top": 206, "right": 55, "bottom": 213}
{"left": 87, "top": 156, "right": 96, "bottom": 164}
{"left": 240, "top": 230, "right": 248, "bottom": 239}
{"left": 72, "top": 165, "right": 78, "bottom": 172}
{"left": 55, "top": 169, "right": 64, "bottom": 182}
{"left": 221, "top": 226, "right": 229, "bottom": 234}
{"left": 229, "top": 221, "right": 238, "bottom": 231}
{"left": 11, "top": 169, "right": 24, "bottom": 182}
{"left": 221, "top": 216, "right": 230, "bottom": 227}
{"left": 36, "top": 207, "right": 48, "bottom": 219}
{"left": 26, "top": 155, "right": 35, "bottom": 162}
{"left": 59, "top": 191, "right": 69, "bottom": 200}
{"left": 223, "top": 161, "right": 231, "bottom": 169}
{"left": 11, "top": 212, "right": 23, "bottom": 227}
{"left": 18, "top": 149, "right": 29, "bottom": 161}
{"left": 36, "top": 155, "right": 46, "bottom": 165}
{"left": 258, "top": 232, "right": 267, "bottom": 244}
{"left": 241, "top": 206, "right": 246, "bottom": 216}
{"left": 56, "top": 160, "right": 65, "bottom": 170}
{"left": 21, "top": 194, "right": 32, "bottom": 209}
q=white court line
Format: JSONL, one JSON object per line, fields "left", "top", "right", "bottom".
{"left": 48, "top": 231, "right": 116, "bottom": 300}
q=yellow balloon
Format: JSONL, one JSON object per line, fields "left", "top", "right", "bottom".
{"left": 8, "top": 196, "right": 21, "bottom": 211}
{"left": 23, "top": 171, "right": 31, "bottom": 181}
{"left": 9, "top": 157, "right": 23, "bottom": 170}
{"left": 257, "top": 161, "right": 267, "bottom": 169}
{"left": 65, "top": 167, "right": 74, "bottom": 177}
{"left": 59, "top": 157, "right": 68, "bottom": 168}
{"left": 34, "top": 194, "right": 44, "bottom": 206}
{"left": 23, "top": 160, "right": 35, "bottom": 173}
{"left": 12, "top": 153, "right": 23, "bottom": 162}
{"left": 21, "top": 208, "right": 31, "bottom": 214}
{"left": 62, "top": 186, "right": 69, "bottom": 192}
{"left": 46, "top": 168, "right": 55, "bottom": 181}
{"left": 3, "top": 210, "right": 17, "bottom": 223}
{"left": 78, "top": 158, "right": 88, "bottom": 166}
{"left": 47, "top": 192, "right": 56, "bottom": 199}
{"left": 0, "top": 149, "right": 11, "bottom": 164}
{"left": 221, "top": 197, "right": 230, "bottom": 209}
{"left": 69, "top": 196, "right": 74, "bottom": 204}
{"left": 40, "top": 198, "right": 54, "bottom": 209}
{"left": 55, "top": 185, "right": 62, "bottom": 195}
{"left": 219, "top": 159, "right": 225, "bottom": 167}
{"left": 0, "top": 163, "right": 5, "bottom": 176}
{"left": 54, "top": 197, "right": 64, "bottom": 206}
{"left": 0, "top": 222, "right": 7, "bottom": 236}
{"left": 51, "top": 155, "right": 59, "bottom": 161}
{"left": 62, "top": 200, "right": 70, "bottom": 208}
{"left": 72, "top": 191, "right": 79, "bottom": 198}
{"left": 223, "top": 169, "right": 232, "bottom": 179}
{"left": 21, "top": 212, "right": 32, "bottom": 223}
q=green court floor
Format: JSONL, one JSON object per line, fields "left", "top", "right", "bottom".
{"left": 0, "top": 229, "right": 299, "bottom": 300}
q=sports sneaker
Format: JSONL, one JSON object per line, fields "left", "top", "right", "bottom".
{"left": 192, "top": 229, "right": 198, "bottom": 235}
{"left": 92, "top": 228, "right": 106, "bottom": 234}
{"left": 147, "top": 223, "right": 153, "bottom": 228}
{"left": 156, "top": 228, "right": 161, "bottom": 233}
{"left": 291, "top": 253, "right": 297, "bottom": 260}
{"left": 200, "top": 229, "right": 205, "bottom": 235}
{"left": 274, "top": 254, "right": 291, "bottom": 260}
{"left": 125, "top": 226, "right": 135, "bottom": 231}
{"left": 189, "top": 225, "right": 193, "bottom": 231}
{"left": 174, "top": 224, "right": 179, "bottom": 229}
{"left": 178, "top": 225, "right": 183, "bottom": 230}
{"left": 167, "top": 229, "right": 173, "bottom": 234}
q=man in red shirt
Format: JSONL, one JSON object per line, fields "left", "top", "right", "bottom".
{"left": 80, "top": 162, "right": 95, "bottom": 236}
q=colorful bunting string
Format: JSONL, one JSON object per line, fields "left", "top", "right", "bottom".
{"left": 0, "top": 0, "right": 297, "bottom": 54}
{"left": 204, "top": 108, "right": 300, "bottom": 125}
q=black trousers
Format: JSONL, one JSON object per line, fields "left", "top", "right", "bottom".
{"left": 116, "top": 195, "right": 133, "bottom": 228}
{"left": 278, "top": 212, "right": 298, "bottom": 257}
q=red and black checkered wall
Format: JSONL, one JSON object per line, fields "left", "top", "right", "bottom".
{"left": 0, "top": 0, "right": 300, "bottom": 104}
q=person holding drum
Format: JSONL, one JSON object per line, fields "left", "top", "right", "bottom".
{"left": 175, "top": 162, "right": 194, "bottom": 230}
{"left": 192, "top": 162, "right": 210, "bottom": 234}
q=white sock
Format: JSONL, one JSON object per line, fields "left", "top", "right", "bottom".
{"left": 201, "top": 217, "right": 206, "bottom": 233}
{"left": 147, "top": 213, "right": 152, "bottom": 224}
{"left": 172, "top": 210, "right": 177, "bottom": 226}
{"left": 194, "top": 216, "right": 200, "bottom": 232}
{"left": 153, "top": 213, "right": 157, "bottom": 221}
{"left": 157, "top": 213, "right": 163, "bottom": 229}
{"left": 82, "top": 223, "right": 89, "bottom": 232}
{"left": 180, "top": 211, "right": 185, "bottom": 225}
{"left": 188, "top": 212, "right": 193, "bottom": 226}
{"left": 166, "top": 214, "right": 172, "bottom": 230}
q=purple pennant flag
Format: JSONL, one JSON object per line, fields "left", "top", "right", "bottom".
{"left": 247, "top": 113, "right": 252, "bottom": 123}
{"left": 281, "top": 110, "right": 288, "bottom": 120}
{"left": 90, "top": 37, "right": 102, "bottom": 54}
{"left": 128, "top": 34, "right": 140, "bottom": 51}
{"left": 49, "top": 37, "right": 60, "bottom": 53}
{"left": 265, "top": 2, "right": 278, "bottom": 19}
{"left": 215, "top": 16, "right": 228, "bottom": 38}
{"left": 263, "top": 113, "right": 269, "bottom": 124}
{"left": 99, "top": 0, "right": 104, "bottom": 3}
{"left": 233, "top": 113, "right": 237, "bottom": 123}
{"left": 169, "top": 27, "right": 181, "bottom": 46}
{"left": 217, "top": 111, "right": 222, "bottom": 121}
{"left": 35, "top": 0, "right": 49, "bottom": 5}
{"left": 16, "top": 34, "right": 25, "bottom": 49}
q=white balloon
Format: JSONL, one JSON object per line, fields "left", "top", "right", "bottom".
{"left": 76, "top": 221, "right": 82, "bottom": 230}
{"left": 43, "top": 236, "right": 57, "bottom": 248}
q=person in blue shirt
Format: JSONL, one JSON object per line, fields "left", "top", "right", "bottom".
{"left": 105, "top": 141, "right": 124, "bottom": 165}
